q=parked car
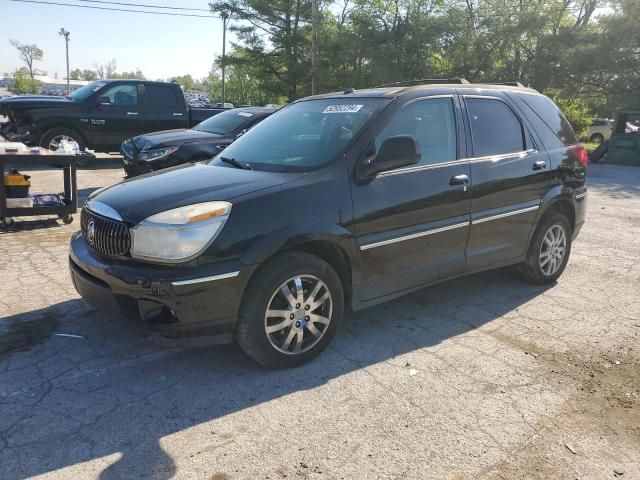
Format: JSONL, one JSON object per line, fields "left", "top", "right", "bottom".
{"left": 0, "top": 80, "right": 228, "bottom": 153}
{"left": 586, "top": 117, "right": 613, "bottom": 144}
{"left": 120, "top": 107, "right": 276, "bottom": 177}
{"left": 69, "top": 81, "right": 587, "bottom": 368}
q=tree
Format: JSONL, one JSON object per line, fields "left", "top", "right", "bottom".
{"left": 209, "top": 0, "right": 313, "bottom": 101}
{"left": 69, "top": 68, "right": 82, "bottom": 80}
{"left": 10, "top": 67, "right": 41, "bottom": 94}
{"left": 171, "top": 74, "right": 200, "bottom": 91}
{"left": 94, "top": 59, "right": 117, "bottom": 79}
{"left": 109, "top": 69, "right": 146, "bottom": 80}
{"left": 9, "top": 40, "right": 43, "bottom": 81}
{"left": 82, "top": 69, "right": 98, "bottom": 81}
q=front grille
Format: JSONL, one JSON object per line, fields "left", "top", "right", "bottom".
{"left": 81, "top": 208, "right": 131, "bottom": 257}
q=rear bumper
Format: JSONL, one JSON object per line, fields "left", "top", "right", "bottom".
{"left": 69, "top": 232, "right": 256, "bottom": 343}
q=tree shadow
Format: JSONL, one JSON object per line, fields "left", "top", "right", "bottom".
{"left": 0, "top": 268, "right": 554, "bottom": 479}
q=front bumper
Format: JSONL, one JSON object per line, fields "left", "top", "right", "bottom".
{"left": 69, "top": 232, "right": 255, "bottom": 343}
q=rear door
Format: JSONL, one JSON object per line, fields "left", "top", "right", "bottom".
{"left": 142, "top": 83, "right": 188, "bottom": 133}
{"left": 462, "top": 93, "right": 551, "bottom": 270}
{"left": 351, "top": 95, "right": 472, "bottom": 301}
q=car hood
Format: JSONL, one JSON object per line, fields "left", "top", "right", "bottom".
{"left": 133, "top": 129, "right": 226, "bottom": 150}
{"left": 91, "top": 163, "right": 303, "bottom": 224}
{"left": 0, "top": 95, "right": 76, "bottom": 114}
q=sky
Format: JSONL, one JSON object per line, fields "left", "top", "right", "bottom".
{"left": 0, "top": 0, "right": 232, "bottom": 80}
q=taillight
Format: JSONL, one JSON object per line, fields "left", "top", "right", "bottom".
{"left": 570, "top": 145, "right": 589, "bottom": 167}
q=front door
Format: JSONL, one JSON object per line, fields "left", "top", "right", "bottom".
{"left": 89, "top": 83, "right": 145, "bottom": 149}
{"left": 351, "top": 95, "right": 471, "bottom": 301}
{"left": 462, "top": 94, "right": 551, "bottom": 270}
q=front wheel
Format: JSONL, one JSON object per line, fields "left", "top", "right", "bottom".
{"left": 517, "top": 212, "right": 572, "bottom": 284}
{"left": 589, "top": 133, "right": 605, "bottom": 144}
{"left": 236, "top": 251, "right": 344, "bottom": 368}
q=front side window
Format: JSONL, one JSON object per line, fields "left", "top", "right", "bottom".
{"left": 466, "top": 98, "right": 525, "bottom": 157}
{"left": 211, "top": 98, "right": 388, "bottom": 172}
{"left": 615, "top": 113, "right": 640, "bottom": 134}
{"left": 101, "top": 84, "right": 138, "bottom": 106}
{"left": 375, "top": 97, "right": 457, "bottom": 166}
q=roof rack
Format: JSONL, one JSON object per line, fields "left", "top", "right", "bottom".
{"left": 374, "top": 78, "right": 470, "bottom": 88}
{"left": 486, "top": 81, "right": 525, "bottom": 87}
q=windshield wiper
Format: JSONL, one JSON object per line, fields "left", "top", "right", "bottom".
{"left": 219, "top": 156, "right": 253, "bottom": 170}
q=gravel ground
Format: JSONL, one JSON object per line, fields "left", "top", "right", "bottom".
{"left": 0, "top": 158, "right": 638, "bottom": 480}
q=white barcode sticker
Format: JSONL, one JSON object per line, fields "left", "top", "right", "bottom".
{"left": 237, "top": 112, "right": 254, "bottom": 117}
{"left": 322, "top": 104, "right": 364, "bottom": 114}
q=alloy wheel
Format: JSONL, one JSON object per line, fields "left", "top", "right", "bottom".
{"left": 49, "top": 135, "right": 79, "bottom": 151}
{"left": 264, "top": 274, "right": 332, "bottom": 355}
{"left": 539, "top": 224, "right": 567, "bottom": 276}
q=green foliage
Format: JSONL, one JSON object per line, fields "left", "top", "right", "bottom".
{"left": 109, "top": 70, "right": 146, "bottom": 80}
{"left": 171, "top": 74, "right": 200, "bottom": 91}
{"left": 69, "top": 68, "right": 82, "bottom": 80}
{"left": 545, "top": 89, "right": 593, "bottom": 138}
{"left": 82, "top": 69, "right": 98, "bottom": 81}
{"left": 11, "top": 67, "right": 41, "bottom": 94}
{"left": 205, "top": 0, "right": 638, "bottom": 117}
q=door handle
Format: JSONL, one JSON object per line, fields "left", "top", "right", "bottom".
{"left": 126, "top": 112, "right": 139, "bottom": 116}
{"left": 172, "top": 112, "right": 184, "bottom": 116}
{"left": 532, "top": 160, "right": 546, "bottom": 170}
{"left": 449, "top": 174, "right": 469, "bottom": 186}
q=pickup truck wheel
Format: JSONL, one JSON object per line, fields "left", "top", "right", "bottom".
{"left": 40, "top": 128, "right": 86, "bottom": 153}
{"left": 517, "top": 212, "right": 572, "bottom": 284}
{"left": 236, "top": 251, "right": 344, "bottom": 368}
{"left": 589, "top": 133, "right": 605, "bottom": 144}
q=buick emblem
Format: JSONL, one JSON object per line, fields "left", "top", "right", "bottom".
{"left": 86, "top": 219, "right": 96, "bottom": 246}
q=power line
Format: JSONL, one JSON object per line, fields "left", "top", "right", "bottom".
{"left": 75, "top": 0, "right": 210, "bottom": 12}
{"left": 8, "top": 0, "right": 218, "bottom": 18}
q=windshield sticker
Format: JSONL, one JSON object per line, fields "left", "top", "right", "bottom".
{"left": 322, "top": 104, "right": 364, "bottom": 114}
{"left": 237, "top": 112, "right": 254, "bottom": 117}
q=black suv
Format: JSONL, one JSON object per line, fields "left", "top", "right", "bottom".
{"left": 69, "top": 81, "right": 588, "bottom": 368}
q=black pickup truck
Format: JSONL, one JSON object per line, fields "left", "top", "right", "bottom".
{"left": 0, "top": 80, "right": 226, "bottom": 153}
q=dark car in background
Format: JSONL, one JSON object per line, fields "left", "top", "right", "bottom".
{"left": 69, "top": 81, "right": 587, "bottom": 368}
{"left": 120, "top": 107, "right": 275, "bottom": 177}
{"left": 0, "top": 80, "right": 227, "bottom": 153}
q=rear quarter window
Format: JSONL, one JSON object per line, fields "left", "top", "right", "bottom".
{"left": 146, "top": 84, "right": 179, "bottom": 108}
{"left": 517, "top": 93, "right": 578, "bottom": 147}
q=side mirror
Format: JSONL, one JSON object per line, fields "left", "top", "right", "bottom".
{"left": 357, "top": 135, "right": 420, "bottom": 179}
{"left": 97, "top": 96, "right": 111, "bottom": 105}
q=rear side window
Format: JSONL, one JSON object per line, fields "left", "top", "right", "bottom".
{"left": 519, "top": 94, "right": 578, "bottom": 146}
{"left": 146, "top": 85, "right": 179, "bottom": 108}
{"left": 466, "top": 98, "right": 525, "bottom": 156}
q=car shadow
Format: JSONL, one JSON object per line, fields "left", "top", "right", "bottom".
{"left": 588, "top": 164, "right": 640, "bottom": 199}
{"left": 0, "top": 267, "right": 553, "bottom": 479}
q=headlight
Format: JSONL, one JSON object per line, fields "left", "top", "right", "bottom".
{"left": 130, "top": 201, "right": 231, "bottom": 262}
{"left": 138, "top": 146, "right": 179, "bottom": 161}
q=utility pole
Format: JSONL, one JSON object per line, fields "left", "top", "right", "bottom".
{"left": 221, "top": 11, "right": 229, "bottom": 106}
{"left": 58, "top": 28, "right": 70, "bottom": 94}
{"left": 311, "top": 0, "right": 318, "bottom": 95}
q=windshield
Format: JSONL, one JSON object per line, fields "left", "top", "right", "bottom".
{"left": 210, "top": 98, "right": 388, "bottom": 172}
{"left": 193, "top": 109, "right": 256, "bottom": 135}
{"left": 68, "top": 81, "right": 108, "bottom": 101}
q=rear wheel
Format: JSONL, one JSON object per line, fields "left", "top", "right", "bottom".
{"left": 236, "top": 251, "right": 344, "bottom": 368}
{"left": 589, "top": 133, "right": 605, "bottom": 144}
{"left": 517, "top": 212, "right": 572, "bottom": 284}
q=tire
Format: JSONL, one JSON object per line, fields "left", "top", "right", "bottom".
{"left": 589, "top": 133, "right": 605, "bottom": 144}
{"left": 517, "top": 211, "right": 572, "bottom": 284}
{"left": 40, "top": 127, "right": 86, "bottom": 153}
{"left": 59, "top": 214, "right": 73, "bottom": 224}
{"left": 236, "top": 251, "right": 344, "bottom": 368}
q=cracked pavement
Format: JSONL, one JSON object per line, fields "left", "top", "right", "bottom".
{"left": 0, "top": 159, "right": 638, "bottom": 479}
